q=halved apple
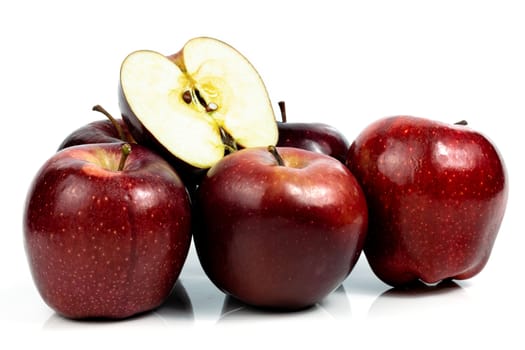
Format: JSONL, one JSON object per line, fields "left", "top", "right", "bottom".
{"left": 119, "top": 37, "right": 278, "bottom": 169}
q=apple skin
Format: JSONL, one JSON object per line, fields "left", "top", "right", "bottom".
{"left": 23, "top": 143, "right": 192, "bottom": 319}
{"left": 277, "top": 122, "right": 350, "bottom": 163}
{"left": 346, "top": 116, "right": 508, "bottom": 287}
{"left": 58, "top": 118, "right": 134, "bottom": 151}
{"left": 194, "top": 146, "right": 368, "bottom": 309}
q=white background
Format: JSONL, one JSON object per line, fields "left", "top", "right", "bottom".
{"left": 1, "top": 0, "right": 523, "bottom": 348}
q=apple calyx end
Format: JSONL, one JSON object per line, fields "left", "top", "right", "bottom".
{"left": 268, "top": 145, "right": 285, "bottom": 166}
{"left": 118, "top": 143, "right": 132, "bottom": 171}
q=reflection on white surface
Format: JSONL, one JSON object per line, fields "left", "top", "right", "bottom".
{"left": 217, "top": 284, "right": 351, "bottom": 323}
{"left": 368, "top": 280, "right": 467, "bottom": 317}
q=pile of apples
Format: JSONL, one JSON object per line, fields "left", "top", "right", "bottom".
{"left": 23, "top": 37, "right": 508, "bottom": 320}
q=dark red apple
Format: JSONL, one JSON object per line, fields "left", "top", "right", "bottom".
{"left": 276, "top": 101, "right": 349, "bottom": 163}
{"left": 194, "top": 146, "right": 368, "bottom": 309}
{"left": 23, "top": 142, "right": 192, "bottom": 319}
{"left": 58, "top": 105, "right": 135, "bottom": 150}
{"left": 346, "top": 116, "right": 508, "bottom": 287}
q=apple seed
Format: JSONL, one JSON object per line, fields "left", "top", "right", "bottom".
{"left": 182, "top": 90, "right": 192, "bottom": 104}
{"left": 206, "top": 102, "right": 218, "bottom": 112}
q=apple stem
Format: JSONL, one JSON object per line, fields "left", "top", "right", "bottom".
{"left": 118, "top": 143, "right": 132, "bottom": 171}
{"left": 268, "top": 145, "right": 285, "bottom": 166}
{"left": 455, "top": 120, "right": 468, "bottom": 126}
{"left": 278, "top": 101, "right": 287, "bottom": 123}
{"left": 92, "top": 105, "right": 128, "bottom": 142}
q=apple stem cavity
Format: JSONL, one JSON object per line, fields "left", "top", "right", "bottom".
{"left": 278, "top": 101, "right": 287, "bottom": 123}
{"left": 118, "top": 143, "right": 132, "bottom": 171}
{"left": 268, "top": 145, "right": 285, "bottom": 166}
{"left": 455, "top": 120, "right": 468, "bottom": 126}
{"left": 92, "top": 105, "right": 129, "bottom": 143}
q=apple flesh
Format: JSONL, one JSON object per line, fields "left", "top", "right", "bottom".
{"left": 346, "top": 116, "right": 508, "bottom": 287}
{"left": 119, "top": 37, "right": 278, "bottom": 171}
{"left": 23, "top": 143, "right": 192, "bottom": 319}
{"left": 194, "top": 146, "right": 368, "bottom": 309}
{"left": 58, "top": 105, "right": 135, "bottom": 150}
{"left": 276, "top": 101, "right": 350, "bottom": 163}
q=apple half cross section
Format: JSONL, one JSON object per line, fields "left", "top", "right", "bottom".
{"left": 119, "top": 37, "right": 278, "bottom": 169}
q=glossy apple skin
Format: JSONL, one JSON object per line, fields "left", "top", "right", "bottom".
{"left": 277, "top": 122, "right": 350, "bottom": 163}
{"left": 194, "top": 147, "right": 368, "bottom": 309}
{"left": 346, "top": 116, "right": 508, "bottom": 287}
{"left": 58, "top": 119, "right": 134, "bottom": 151}
{"left": 23, "top": 143, "right": 192, "bottom": 319}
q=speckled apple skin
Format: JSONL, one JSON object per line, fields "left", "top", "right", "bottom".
{"left": 23, "top": 143, "right": 192, "bottom": 319}
{"left": 194, "top": 147, "right": 368, "bottom": 309}
{"left": 346, "top": 116, "right": 508, "bottom": 287}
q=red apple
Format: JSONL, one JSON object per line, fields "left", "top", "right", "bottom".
{"left": 58, "top": 105, "right": 135, "bottom": 150}
{"left": 277, "top": 101, "right": 350, "bottom": 163}
{"left": 23, "top": 142, "right": 192, "bottom": 319}
{"left": 346, "top": 116, "right": 508, "bottom": 287}
{"left": 194, "top": 146, "right": 368, "bottom": 309}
